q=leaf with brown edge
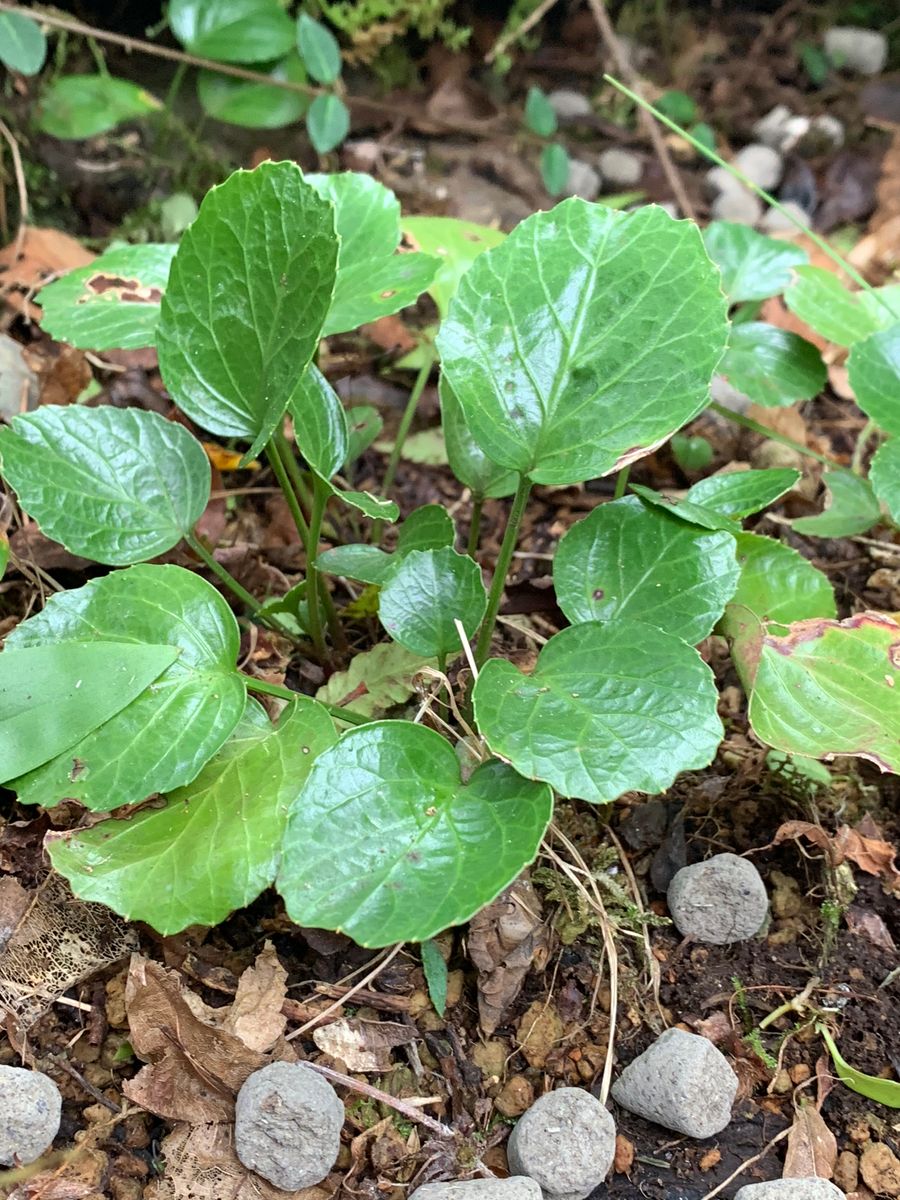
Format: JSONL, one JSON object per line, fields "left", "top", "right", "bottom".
{"left": 784, "top": 1102, "right": 837, "bottom": 1180}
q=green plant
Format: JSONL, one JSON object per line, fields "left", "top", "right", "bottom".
{"left": 2, "top": 162, "right": 899, "bottom": 955}
{"left": 523, "top": 86, "right": 570, "bottom": 197}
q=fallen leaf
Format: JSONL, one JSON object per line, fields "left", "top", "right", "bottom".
{"left": 468, "top": 873, "right": 548, "bottom": 1036}
{"left": 845, "top": 907, "right": 897, "bottom": 953}
{"left": 312, "top": 1017, "right": 416, "bottom": 1072}
{"left": 220, "top": 942, "right": 288, "bottom": 1053}
{"left": 784, "top": 1103, "right": 837, "bottom": 1179}
{"left": 773, "top": 821, "right": 900, "bottom": 888}
{"left": 0, "top": 227, "right": 94, "bottom": 322}
{"left": 7, "top": 1148, "right": 108, "bottom": 1200}
{"left": 860, "top": 1141, "right": 900, "bottom": 1197}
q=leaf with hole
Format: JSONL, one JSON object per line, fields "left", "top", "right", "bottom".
{"left": 784, "top": 269, "right": 900, "bottom": 346}
{"left": 792, "top": 470, "right": 881, "bottom": 537}
{"left": 540, "top": 143, "right": 569, "bottom": 196}
{"left": 5, "top": 565, "right": 246, "bottom": 810}
{"left": 440, "top": 377, "right": 517, "bottom": 500}
{"left": 315, "top": 642, "right": 434, "bottom": 719}
{"left": 553, "top": 496, "right": 739, "bottom": 643}
{"left": 0, "top": 642, "right": 178, "bottom": 784}
{"left": 524, "top": 86, "right": 557, "bottom": 137}
{"left": 379, "top": 548, "right": 486, "bottom": 659}
{"left": 306, "top": 93, "right": 350, "bottom": 153}
{"left": 0, "top": 406, "right": 210, "bottom": 565}
{"left": 703, "top": 222, "right": 808, "bottom": 304}
{"left": 307, "top": 172, "right": 438, "bottom": 335}
{"left": 296, "top": 13, "right": 341, "bottom": 84}
{"left": 401, "top": 216, "right": 505, "bottom": 319}
{"left": 36, "top": 75, "right": 161, "bottom": 139}
{"left": 157, "top": 161, "right": 337, "bottom": 445}
{"left": 169, "top": 0, "right": 294, "bottom": 62}
{"left": 847, "top": 323, "right": 900, "bottom": 436}
{"left": 437, "top": 201, "right": 728, "bottom": 486}
{"left": 49, "top": 697, "right": 336, "bottom": 933}
{"left": 276, "top": 721, "right": 553, "bottom": 945}
{"left": 197, "top": 54, "right": 309, "bottom": 128}
{"left": 685, "top": 468, "right": 800, "bottom": 517}
{"left": 869, "top": 438, "right": 900, "bottom": 525}
{"left": 473, "top": 620, "right": 723, "bottom": 803}
{"left": 0, "top": 12, "right": 47, "bottom": 75}
{"left": 720, "top": 324, "right": 826, "bottom": 407}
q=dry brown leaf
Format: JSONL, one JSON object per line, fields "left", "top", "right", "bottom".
{"left": 467, "top": 873, "right": 548, "bottom": 1035}
{"left": 515, "top": 1000, "right": 563, "bottom": 1069}
{"left": 0, "top": 227, "right": 94, "bottom": 321}
{"left": 845, "top": 906, "right": 897, "bottom": 953}
{"left": 860, "top": 1142, "right": 900, "bottom": 1197}
{"left": 7, "top": 1149, "right": 108, "bottom": 1200}
{"left": 312, "top": 1017, "right": 416, "bottom": 1072}
{"left": 784, "top": 1103, "right": 837, "bottom": 1180}
{"left": 220, "top": 942, "right": 288, "bottom": 1053}
{"left": 747, "top": 403, "right": 813, "bottom": 448}
{"left": 773, "top": 821, "right": 900, "bottom": 887}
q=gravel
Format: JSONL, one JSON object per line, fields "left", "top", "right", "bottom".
{"left": 598, "top": 147, "right": 643, "bottom": 187}
{"left": 413, "top": 1181, "right": 542, "bottom": 1200}
{"left": 668, "top": 853, "right": 769, "bottom": 944}
{"left": 611, "top": 1028, "right": 738, "bottom": 1138}
{"left": 824, "top": 27, "right": 888, "bottom": 75}
{"left": 710, "top": 187, "right": 763, "bottom": 226}
{"left": 760, "top": 201, "right": 811, "bottom": 234}
{"left": 507, "top": 1087, "right": 616, "bottom": 1200}
{"left": 563, "top": 160, "right": 601, "bottom": 201}
{"left": 235, "top": 1062, "right": 344, "bottom": 1190}
{"left": 0, "top": 1066, "right": 62, "bottom": 1166}
{"left": 732, "top": 144, "right": 784, "bottom": 190}
{"left": 735, "top": 1181, "right": 844, "bottom": 1200}
{"left": 548, "top": 90, "right": 593, "bottom": 119}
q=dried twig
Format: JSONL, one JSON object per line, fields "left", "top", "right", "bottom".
{"left": 485, "top": 0, "right": 562, "bottom": 65}
{"left": 287, "top": 942, "right": 405, "bottom": 1039}
{"left": 700, "top": 1125, "right": 792, "bottom": 1199}
{"left": 303, "top": 1060, "right": 453, "bottom": 1138}
{"left": 0, "top": 116, "right": 28, "bottom": 263}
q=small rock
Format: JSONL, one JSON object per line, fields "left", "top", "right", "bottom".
{"left": 563, "top": 159, "right": 601, "bottom": 202}
{"left": 710, "top": 187, "right": 764, "bottom": 226}
{"left": 760, "top": 201, "right": 810, "bottom": 235}
{"left": 413, "top": 1181, "right": 542, "bottom": 1200}
{"left": 507, "top": 1087, "right": 616, "bottom": 1200}
{"left": 611, "top": 1028, "right": 738, "bottom": 1138}
{"left": 809, "top": 114, "right": 845, "bottom": 150}
{"left": 235, "top": 1062, "right": 344, "bottom": 1191}
{"left": 860, "top": 1140, "right": 900, "bottom": 1195}
{"left": 548, "top": 90, "right": 593, "bottom": 120}
{"left": 495, "top": 1076, "right": 534, "bottom": 1118}
{"left": 824, "top": 26, "right": 888, "bottom": 75}
{"left": 710, "top": 375, "right": 751, "bottom": 415}
{"left": 753, "top": 105, "right": 794, "bottom": 149}
{"left": 732, "top": 144, "right": 783, "bottom": 190}
{"left": 598, "top": 147, "right": 643, "bottom": 188}
{"left": 834, "top": 1150, "right": 859, "bottom": 1193}
{"left": 734, "top": 1181, "right": 844, "bottom": 1200}
{"left": 0, "top": 1066, "right": 62, "bottom": 1166}
{"left": 667, "top": 853, "right": 768, "bottom": 944}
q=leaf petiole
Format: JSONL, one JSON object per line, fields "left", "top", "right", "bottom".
{"left": 242, "top": 674, "right": 370, "bottom": 726}
{"left": 474, "top": 473, "right": 532, "bottom": 668}
{"left": 185, "top": 531, "right": 294, "bottom": 638}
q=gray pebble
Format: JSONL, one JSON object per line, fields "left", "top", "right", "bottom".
{"left": 414, "top": 1180, "right": 542, "bottom": 1200}
{"left": 711, "top": 375, "right": 752, "bottom": 415}
{"left": 611, "top": 1028, "right": 737, "bottom": 1138}
{"left": 760, "top": 201, "right": 810, "bottom": 235}
{"left": 710, "top": 187, "right": 763, "bottom": 227}
{"left": 0, "top": 1066, "right": 61, "bottom": 1166}
{"left": 598, "top": 147, "right": 643, "bottom": 188}
{"left": 824, "top": 27, "right": 888, "bottom": 75}
{"left": 668, "top": 853, "right": 768, "bottom": 944}
{"left": 563, "top": 160, "right": 601, "bottom": 202}
{"left": 735, "top": 1181, "right": 844, "bottom": 1200}
{"left": 732, "top": 144, "right": 783, "bottom": 190}
{"left": 507, "top": 1087, "right": 615, "bottom": 1200}
{"left": 809, "top": 114, "right": 845, "bottom": 150}
{"left": 548, "top": 90, "right": 593, "bottom": 120}
{"left": 235, "top": 1062, "right": 344, "bottom": 1190}
{"left": 752, "top": 105, "right": 794, "bottom": 150}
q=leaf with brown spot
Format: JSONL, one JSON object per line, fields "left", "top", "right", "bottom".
{"left": 784, "top": 1103, "right": 837, "bottom": 1180}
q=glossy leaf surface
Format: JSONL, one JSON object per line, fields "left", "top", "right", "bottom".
{"left": 0, "top": 12, "right": 47, "bottom": 74}
{"left": 792, "top": 470, "right": 881, "bottom": 537}
{"left": 473, "top": 620, "right": 723, "bottom": 803}
{"left": 36, "top": 75, "right": 161, "bottom": 139}
{"left": 276, "top": 721, "right": 553, "bottom": 945}
{"left": 169, "top": 0, "right": 294, "bottom": 62}
{"left": 720, "top": 323, "right": 826, "bottom": 407}
{"left": 197, "top": 54, "right": 309, "bottom": 128}
{"left": 630, "top": 484, "right": 737, "bottom": 532}
{"left": 396, "top": 505, "right": 455, "bottom": 555}
{"left": 401, "top": 216, "right": 505, "bottom": 319}
{"left": 6, "top": 566, "right": 245, "bottom": 810}
{"left": 437, "top": 201, "right": 728, "bottom": 485}
{"left": 379, "top": 548, "right": 486, "bottom": 659}
{"left": 440, "top": 378, "right": 517, "bottom": 499}
{"left": 847, "top": 324, "right": 900, "bottom": 436}
{"left": 869, "top": 438, "right": 900, "bottom": 525}
{"left": 819, "top": 1026, "right": 900, "bottom": 1108}
{"left": 285, "top": 364, "right": 348, "bottom": 477}
{"left": 0, "top": 406, "right": 210, "bottom": 564}
{"left": 784, "top": 269, "right": 900, "bottom": 346}
{"left": 703, "top": 222, "right": 808, "bottom": 303}
{"left": 685, "top": 468, "right": 800, "bottom": 517}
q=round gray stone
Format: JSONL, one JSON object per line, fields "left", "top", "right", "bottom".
{"left": 735, "top": 1181, "right": 844, "bottom": 1200}
{"left": 732, "top": 144, "right": 783, "bottom": 191}
{"left": 824, "top": 27, "right": 887, "bottom": 75}
{"left": 235, "top": 1062, "right": 344, "bottom": 1190}
{"left": 710, "top": 187, "right": 763, "bottom": 227}
{"left": 563, "top": 160, "right": 601, "bottom": 202}
{"left": 611, "top": 1028, "right": 737, "bottom": 1139}
{"left": 760, "top": 201, "right": 810, "bottom": 235}
{"left": 507, "top": 1087, "right": 615, "bottom": 1200}
{"left": 668, "top": 853, "right": 768, "bottom": 944}
{"left": 548, "top": 90, "right": 593, "bottom": 120}
{"left": 598, "top": 147, "right": 643, "bottom": 188}
{"left": 0, "top": 1066, "right": 62, "bottom": 1166}
{"left": 414, "top": 1180, "right": 542, "bottom": 1200}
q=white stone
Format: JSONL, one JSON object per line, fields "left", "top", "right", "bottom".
{"left": 711, "top": 374, "right": 751, "bottom": 414}
{"left": 752, "top": 104, "right": 793, "bottom": 148}
{"left": 0, "top": 1067, "right": 61, "bottom": 1166}
{"left": 825, "top": 26, "right": 888, "bottom": 75}
{"left": 667, "top": 853, "right": 769, "bottom": 944}
{"left": 760, "top": 200, "right": 811, "bottom": 234}
{"left": 598, "top": 147, "right": 643, "bottom": 187}
{"left": 732, "top": 143, "right": 783, "bottom": 190}
{"left": 658, "top": 201, "right": 680, "bottom": 219}
{"left": 414, "top": 1182, "right": 542, "bottom": 1200}
{"left": 507, "top": 1088, "right": 616, "bottom": 1200}
{"left": 810, "top": 114, "right": 845, "bottom": 148}
{"left": 563, "top": 159, "right": 601, "bottom": 201}
{"left": 547, "top": 90, "right": 592, "bottom": 119}
{"left": 735, "top": 1181, "right": 844, "bottom": 1200}
{"left": 711, "top": 187, "right": 763, "bottom": 226}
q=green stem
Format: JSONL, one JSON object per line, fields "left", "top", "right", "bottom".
{"left": 268, "top": 440, "right": 326, "bottom": 658}
{"left": 709, "top": 401, "right": 838, "bottom": 468}
{"left": 306, "top": 473, "right": 337, "bottom": 659}
{"left": 156, "top": 60, "right": 187, "bottom": 153}
{"left": 851, "top": 419, "right": 877, "bottom": 475}
{"left": 613, "top": 466, "right": 630, "bottom": 499}
{"left": 267, "top": 438, "right": 311, "bottom": 544}
{"left": 243, "top": 676, "right": 369, "bottom": 725}
{"left": 373, "top": 350, "right": 435, "bottom": 544}
{"left": 467, "top": 495, "right": 484, "bottom": 559}
{"left": 185, "top": 532, "right": 291, "bottom": 636}
{"left": 275, "top": 428, "right": 314, "bottom": 517}
{"left": 474, "top": 474, "right": 532, "bottom": 669}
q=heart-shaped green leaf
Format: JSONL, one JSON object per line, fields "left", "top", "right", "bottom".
{"left": 315, "top": 643, "right": 434, "bottom": 719}
{"left": 869, "top": 438, "right": 900, "bottom": 525}
{"left": 703, "top": 222, "right": 808, "bottom": 303}
{"left": 319, "top": 504, "right": 452, "bottom": 585}
{"left": 685, "top": 469, "right": 800, "bottom": 517}
{"left": 157, "top": 161, "right": 337, "bottom": 444}
{"left": 792, "top": 470, "right": 881, "bottom": 537}
{"left": 276, "top": 721, "right": 553, "bottom": 945}
{"left": 396, "top": 505, "right": 455, "bottom": 555}
{"left": 553, "top": 496, "right": 739, "bottom": 643}
{"left": 0, "top": 407, "right": 210, "bottom": 565}
{"left": 380, "top": 547, "right": 486, "bottom": 659}
{"left": 0, "top": 12, "right": 47, "bottom": 75}
{"left": 437, "top": 201, "right": 729, "bottom": 485}
{"left": 1, "top": 642, "right": 178, "bottom": 783}
{"left": 169, "top": 0, "right": 294, "bottom": 62}
{"left": 400, "top": 216, "right": 505, "bottom": 319}
{"left": 306, "top": 94, "right": 350, "bottom": 154}
{"left": 197, "top": 54, "right": 309, "bottom": 129}
{"left": 296, "top": 13, "right": 341, "bottom": 84}
{"left": 440, "top": 377, "right": 517, "bottom": 500}
{"left": 473, "top": 620, "right": 723, "bottom": 803}
{"left": 5, "top": 565, "right": 246, "bottom": 810}
{"left": 748, "top": 613, "right": 900, "bottom": 773}
{"left": 720, "top": 324, "right": 826, "bottom": 407}
{"left": 38, "top": 244, "right": 176, "bottom": 351}
{"left": 847, "top": 324, "right": 900, "bottom": 436}
{"left": 49, "top": 697, "right": 336, "bottom": 933}
{"left": 36, "top": 76, "right": 161, "bottom": 139}
{"left": 307, "top": 173, "right": 438, "bottom": 335}
{"left": 784, "top": 269, "right": 900, "bottom": 347}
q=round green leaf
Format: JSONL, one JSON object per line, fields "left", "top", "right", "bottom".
{"left": 670, "top": 433, "right": 713, "bottom": 472}
{"left": 157, "top": 161, "right": 337, "bottom": 443}
{"left": 869, "top": 438, "right": 900, "bottom": 525}
{"left": 540, "top": 143, "right": 569, "bottom": 196}
{"left": 396, "top": 505, "right": 455, "bottom": 555}
{"left": 49, "top": 697, "right": 336, "bottom": 933}
{"left": 685, "top": 468, "right": 800, "bottom": 517}
{"left": 553, "top": 496, "right": 739, "bottom": 643}
{"left": 436, "top": 201, "right": 729, "bottom": 486}
{"left": 296, "top": 13, "right": 341, "bottom": 84}
{"left": 287, "top": 364, "right": 348, "bottom": 478}
{"left": 473, "top": 620, "right": 723, "bottom": 803}
{"left": 38, "top": 244, "right": 176, "bottom": 351}
{"left": 703, "top": 222, "right": 808, "bottom": 304}
{"left": 380, "top": 547, "right": 486, "bottom": 659}
{"left": 723, "top": 532, "right": 837, "bottom": 626}
{"left": 720, "top": 323, "right": 826, "bottom": 407}
{"left": 6, "top": 565, "right": 246, "bottom": 810}
{"left": 0, "top": 406, "right": 210, "bottom": 565}
{"left": 401, "top": 216, "right": 505, "bottom": 319}
{"left": 306, "top": 93, "right": 349, "bottom": 154}
{"left": 169, "top": 0, "right": 294, "bottom": 62}
{"left": 792, "top": 470, "right": 881, "bottom": 537}
{"left": 276, "top": 721, "right": 553, "bottom": 946}
{"left": 36, "top": 76, "right": 161, "bottom": 140}
{"left": 197, "top": 54, "right": 309, "bottom": 129}
{"left": 847, "top": 324, "right": 900, "bottom": 436}
{"left": 318, "top": 544, "right": 392, "bottom": 585}
{"left": 784, "top": 269, "right": 900, "bottom": 347}
{"left": 0, "top": 12, "right": 47, "bottom": 75}
{"left": 524, "top": 86, "right": 557, "bottom": 137}
{"left": 440, "top": 377, "right": 517, "bottom": 500}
